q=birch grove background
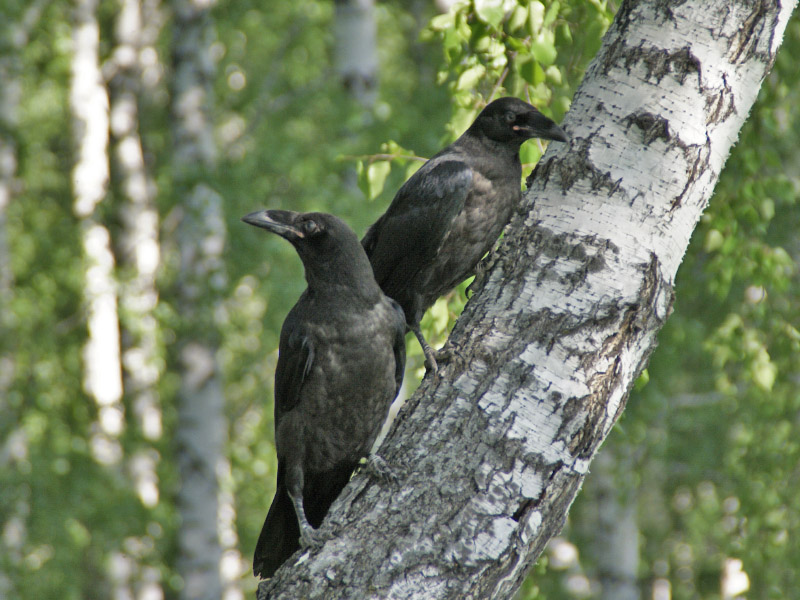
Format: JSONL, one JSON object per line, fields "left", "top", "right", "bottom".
{"left": 1, "top": 1, "right": 798, "bottom": 599}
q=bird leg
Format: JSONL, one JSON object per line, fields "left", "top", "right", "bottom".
{"left": 287, "top": 488, "right": 327, "bottom": 550}
{"left": 410, "top": 324, "right": 438, "bottom": 373}
{"left": 365, "top": 453, "right": 399, "bottom": 484}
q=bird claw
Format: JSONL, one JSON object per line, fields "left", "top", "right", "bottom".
{"left": 434, "top": 345, "right": 454, "bottom": 365}
{"left": 365, "top": 454, "right": 400, "bottom": 484}
{"left": 423, "top": 350, "right": 439, "bottom": 374}
{"left": 298, "top": 523, "right": 329, "bottom": 550}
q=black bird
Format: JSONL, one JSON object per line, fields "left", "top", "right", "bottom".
{"left": 243, "top": 210, "right": 406, "bottom": 579}
{"left": 362, "top": 97, "right": 568, "bottom": 370}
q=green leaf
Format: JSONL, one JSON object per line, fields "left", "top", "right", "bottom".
{"left": 527, "top": 1, "right": 545, "bottom": 36}
{"left": 705, "top": 229, "right": 724, "bottom": 252}
{"left": 634, "top": 369, "right": 650, "bottom": 391}
{"left": 543, "top": 1, "right": 561, "bottom": 28}
{"left": 366, "top": 161, "right": 391, "bottom": 200}
{"left": 429, "top": 12, "right": 455, "bottom": 32}
{"left": 752, "top": 355, "right": 777, "bottom": 391}
{"left": 474, "top": 0, "right": 505, "bottom": 29}
{"left": 545, "top": 65, "right": 562, "bottom": 86}
{"left": 531, "top": 30, "right": 557, "bottom": 65}
{"left": 356, "top": 160, "right": 368, "bottom": 199}
{"left": 507, "top": 5, "right": 528, "bottom": 32}
{"left": 557, "top": 22, "right": 573, "bottom": 45}
{"left": 456, "top": 64, "right": 486, "bottom": 91}
{"left": 518, "top": 56, "right": 536, "bottom": 85}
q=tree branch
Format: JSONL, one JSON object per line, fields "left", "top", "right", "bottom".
{"left": 259, "top": 0, "right": 797, "bottom": 597}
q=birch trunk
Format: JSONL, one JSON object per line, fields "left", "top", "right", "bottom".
{"left": 259, "top": 0, "right": 797, "bottom": 598}
{"left": 71, "top": 0, "right": 126, "bottom": 462}
{"left": 170, "top": 1, "right": 227, "bottom": 598}
{"left": 112, "top": 0, "right": 162, "bottom": 444}
{"left": 590, "top": 448, "right": 640, "bottom": 600}
{"left": 334, "top": 0, "right": 378, "bottom": 107}
{"left": 109, "top": 0, "right": 166, "bottom": 596}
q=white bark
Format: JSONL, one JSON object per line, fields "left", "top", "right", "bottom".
{"left": 112, "top": 0, "right": 163, "bottom": 443}
{"left": 108, "top": 0, "right": 166, "bottom": 596}
{"left": 590, "top": 449, "right": 640, "bottom": 600}
{"left": 258, "top": 1, "right": 797, "bottom": 598}
{"left": 71, "top": 0, "right": 125, "bottom": 460}
{"left": 334, "top": 0, "right": 378, "bottom": 107}
{"left": 170, "top": 1, "right": 227, "bottom": 598}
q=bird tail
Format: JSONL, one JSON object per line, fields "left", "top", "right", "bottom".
{"left": 253, "top": 477, "right": 300, "bottom": 579}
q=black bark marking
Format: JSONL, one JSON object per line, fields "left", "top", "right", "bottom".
{"left": 530, "top": 137, "right": 623, "bottom": 198}
{"left": 730, "top": 0, "right": 775, "bottom": 63}
{"left": 671, "top": 137, "right": 712, "bottom": 209}
{"left": 602, "top": 37, "right": 702, "bottom": 88}
{"left": 705, "top": 73, "right": 737, "bottom": 125}
{"left": 512, "top": 498, "right": 534, "bottom": 521}
{"left": 625, "top": 110, "right": 672, "bottom": 144}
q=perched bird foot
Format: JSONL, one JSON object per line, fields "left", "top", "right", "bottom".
{"left": 411, "top": 324, "right": 439, "bottom": 375}
{"left": 467, "top": 259, "right": 491, "bottom": 297}
{"left": 422, "top": 348, "right": 439, "bottom": 375}
{"left": 433, "top": 344, "right": 454, "bottom": 365}
{"left": 365, "top": 453, "right": 399, "bottom": 484}
{"left": 298, "top": 523, "right": 329, "bottom": 550}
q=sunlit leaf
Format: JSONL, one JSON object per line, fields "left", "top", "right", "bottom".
{"left": 474, "top": 0, "right": 505, "bottom": 28}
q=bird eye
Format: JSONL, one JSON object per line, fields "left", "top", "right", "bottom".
{"left": 302, "top": 220, "right": 320, "bottom": 236}
{"left": 504, "top": 111, "right": 516, "bottom": 124}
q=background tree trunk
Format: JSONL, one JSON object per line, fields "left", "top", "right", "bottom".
{"left": 259, "top": 0, "right": 797, "bottom": 598}
{"left": 109, "top": 0, "right": 166, "bottom": 596}
{"left": 112, "top": 0, "right": 163, "bottom": 445}
{"left": 590, "top": 448, "right": 640, "bottom": 600}
{"left": 169, "top": 0, "right": 227, "bottom": 598}
{"left": 333, "top": 0, "right": 378, "bottom": 108}
{"left": 71, "top": 0, "right": 126, "bottom": 463}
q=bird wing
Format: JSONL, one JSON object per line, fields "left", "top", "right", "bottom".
{"left": 274, "top": 302, "right": 314, "bottom": 423}
{"left": 362, "top": 158, "right": 474, "bottom": 298}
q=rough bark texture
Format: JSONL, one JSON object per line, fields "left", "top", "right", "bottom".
{"left": 259, "top": 1, "right": 796, "bottom": 598}
{"left": 170, "top": 0, "right": 226, "bottom": 598}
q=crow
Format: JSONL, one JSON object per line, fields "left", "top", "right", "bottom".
{"left": 243, "top": 210, "right": 406, "bottom": 579}
{"left": 362, "top": 97, "right": 568, "bottom": 370}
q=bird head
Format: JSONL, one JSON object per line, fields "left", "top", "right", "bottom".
{"left": 471, "top": 97, "right": 568, "bottom": 146}
{"left": 242, "top": 209, "right": 376, "bottom": 292}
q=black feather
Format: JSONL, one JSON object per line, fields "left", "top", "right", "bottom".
{"left": 242, "top": 210, "right": 406, "bottom": 578}
{"left": 362, "top": 97, "right": 568, "bottom": 369}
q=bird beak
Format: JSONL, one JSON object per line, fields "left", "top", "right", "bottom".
{"left": 540, "top": 122, "right": 569, "bottom": 143}
{"left": 514, "top": 115, "right": 569, "bottom": 143}
{"left": 241, "top": 210, "right": 305, "bottom": 239}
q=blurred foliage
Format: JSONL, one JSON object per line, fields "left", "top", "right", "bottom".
{"left": 1, "top": 0, "right": 799, "bottom": 598}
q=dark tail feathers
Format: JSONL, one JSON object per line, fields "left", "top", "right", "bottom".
{"left": 253, "top": 481, "right": 299, "bottom": 579}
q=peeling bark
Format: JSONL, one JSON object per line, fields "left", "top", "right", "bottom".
{"left": 259, "top": 0, "right": 796, "bottom": 598}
